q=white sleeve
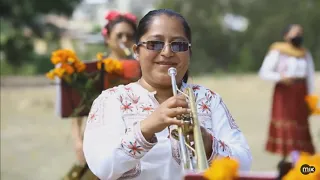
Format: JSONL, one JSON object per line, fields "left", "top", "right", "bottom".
{"left": 83, "top": 91, "right": 158, "bottom": 180}
{"left": 258, "top": 50, "right": 282, "bottom": 82}
{"left": 306, "top": 52, "right": 315, "bottom": 95}
{"left": 208, "top": 94, "right": 252, "bottom": 171}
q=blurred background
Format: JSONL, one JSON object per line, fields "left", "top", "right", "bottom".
{"left": 1, "top": 0, "right": 319, "bottom": 179}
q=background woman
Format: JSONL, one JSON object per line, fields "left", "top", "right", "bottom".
{"left": 259, "top": 24, "right": 315, "bottom": 165}
{"left": 68, "top": 10, "right": 138, "bottom": 180}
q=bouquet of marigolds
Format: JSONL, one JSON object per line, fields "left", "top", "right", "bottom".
{"left": 96, "top": 52, "right": 134, "bottom": 88}
{"left": 46, "top": 49, "right": 102, "bottom": 117}
{"left": 305, "top": 95, "right": 320, "bottom": 115}
{"left": 203, "top": 157, "right": 239, "bottom": 180}
{"left": 283, "top": 152, "right": 320, "bottom": 180}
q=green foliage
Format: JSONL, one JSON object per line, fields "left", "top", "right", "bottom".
{"left": 157, "top": 0, "right": 320, "bottom": 73}
{"left": 0, "top": 0, "right": 83, "bottom": 74}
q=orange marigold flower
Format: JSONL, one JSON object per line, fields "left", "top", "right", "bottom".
{"left": 283, "top": 152, "right": 320, "bottom": 180}
{"left": 61, "top": 63, "right": 75, "bottom": 75}
{"left": 51, "top": 56, "right": 62, "bottom": 65}
{"left": 75, "top": 62, "right": 86, "bottom": 72}
{"left": 305, "top": 95, "right": 319, "bottom": 111}
{"left": 203, "top": 157, "right": 239, "bottom": 180}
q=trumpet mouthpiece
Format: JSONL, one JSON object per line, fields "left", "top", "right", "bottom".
{"left": 168, "top": 67, "right": 177, "bottom": 76}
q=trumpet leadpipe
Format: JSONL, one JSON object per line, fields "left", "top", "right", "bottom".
{"left": 168, "top": 67, "right": 193, "bottom": 170}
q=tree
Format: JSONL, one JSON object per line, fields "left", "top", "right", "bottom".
{"left": 0, "top": 0, "right": 83, "bottom": 68}
{"left": 156, "top": 0, "right": 320, "bottom": 74}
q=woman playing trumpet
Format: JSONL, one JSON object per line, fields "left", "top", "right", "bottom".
{"left": 83, "top": 9, "right": 252, "bottom": 180}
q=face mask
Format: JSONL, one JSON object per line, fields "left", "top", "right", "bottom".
{"left": 290, "top": 36, "right": 303, "bottom": 47}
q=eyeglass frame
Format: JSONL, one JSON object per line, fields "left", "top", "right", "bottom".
{"left": 136, "top": 40, "right": 192, "bottom": 52}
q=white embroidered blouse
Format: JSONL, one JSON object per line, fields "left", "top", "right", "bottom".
{"left": 83, "top": 82, "right": 252, "bottom": 180}
{"left": 258, "top": 50, "right": 315, "bottom": 94}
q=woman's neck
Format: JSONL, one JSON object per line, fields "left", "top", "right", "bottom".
{"left": 138, "top": 78, "right": 174, "bottom": 104}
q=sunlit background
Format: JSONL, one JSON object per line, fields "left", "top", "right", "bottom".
{"left": 1, "top": 0, "right": 319, "bottom": 179}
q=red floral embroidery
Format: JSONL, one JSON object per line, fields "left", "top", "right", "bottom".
{"left": 208, "top": 89, "right": 215, "bottom": 96}
{"left": 89, "top": 113, "right": 96, "bottom": 121}
{"left": 205, "top": 92, "right": 212, "bottom": 102}
{"left": 199, "top": 101, "right": 211, "bottom": 113}
{"left": 109, "top": 88, "right": 117, "bottom": 93}
{"left": 128, "top": 93, "right": 140, "bottom": 104}
{"left": 218, "top": 140, "right": 227, "bottom": 151}
{"left": 192, "top": 85, "right": 200, "bottom": 91}
{"left": 220, "top": 99, "right": 239, "bottom": 130}
{"left": 118, "top": 95, "right": 124, "bottom": 103}
{"left": 87, "top": 108, "right": 99, "bottom": 124}
{"left": 124, "top": 87, "right": 132, "bottom": 91}
{"left": 126, "top": 141, "right": 144, "bottom": 156}
{"left": 121, "top": 102, "right": 133, "bottom": 112}
{"left": 140, "top": 104, "right": 153, "bottom": 112}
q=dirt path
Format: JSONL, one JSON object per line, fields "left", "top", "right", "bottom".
{"left": 1, "top": 74, "right": 319, "bottom": 180}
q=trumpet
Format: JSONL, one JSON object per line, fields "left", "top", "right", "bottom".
{"left": 168, "top": 67, "right": 209, "bottom": 172}
{"left": 119, "top": 42, "right": 137, "bottom": 59}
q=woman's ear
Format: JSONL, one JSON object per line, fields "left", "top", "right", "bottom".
{"left": 132, "top": 44, "right": 139, "bottom": 61}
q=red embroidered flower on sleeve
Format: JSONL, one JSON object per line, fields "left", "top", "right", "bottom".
{"left": 199, "top": 101, "right": 211, "bottom": 113}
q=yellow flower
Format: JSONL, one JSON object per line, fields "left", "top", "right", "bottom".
{"left": 54, "top": 68, "right": 66, "bottom": 78}
{"left": 67, "top": 57, "right": 77, "bottom": 63}
{"left": 305, "top": 95, "right": 319, "bottom": 111}
{"left": 96, "top": 52, "right": 104, "bottom": 61}
{"left": 283, "top": 152, "right": 320, "bottom": 180}
{"left": 50, "top": 49, "right": 78, "bottom": 65}
{"left": 97, "top": 61, "right": 103, "bottom": 70}
{"left": 203, "top": 157, "right": 239, "bottom": 180}
{"left": 46, "top": 70, "right": 55, "bottom": 80}
{"left": 97, "top": 58, "right": 123, "bottom": 75}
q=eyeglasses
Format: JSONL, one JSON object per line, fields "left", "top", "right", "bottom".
{"left": 137, "top": 41, "right": 191, "bottom": 52}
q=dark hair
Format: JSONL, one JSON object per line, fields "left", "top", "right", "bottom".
{"left": 104, "top": 16, "right": 137, "bottom": 36}
{"left": 282, "top": 24, "right": 300, "bottom": 36}
{"left": 135, "top": 9, "right": 191, "bottom": 83}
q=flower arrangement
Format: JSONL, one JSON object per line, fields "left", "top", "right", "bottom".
{"left": 305, "top": 95, "right": 320, "bottom": 115}
{"left": 203, "top": 157, "right": 239, "bottom": 180}
{"left": 46, "top": 50, "right": 140, "bottom": 117}
{"left": 46, "top": 49, "right": 103, "bottom": 117}
{"left": 46, "top": 49, "right": 86, "bottom": 81}
{"left": 96, "top": 52, "right": 124, "bottom": 75}
{"left": 283, "top": 152, "right": 320, "bottom": 180}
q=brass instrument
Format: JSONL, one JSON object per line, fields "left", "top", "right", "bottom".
{"left": 119, "top": 42, "right": 137, "bottom": 59}
{"left": 168, "top": 67, "right": 209, "bottom": 172}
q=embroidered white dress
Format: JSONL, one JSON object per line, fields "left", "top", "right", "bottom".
{"left": 258, "top": 50, "right": 315, "bottom": 94}
{"left": 83, "top": 82, "right": 252, "bottom": 180}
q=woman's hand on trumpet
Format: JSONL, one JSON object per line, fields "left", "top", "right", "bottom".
{"left": 140, "top": 94, "right": 190, "bottom": 141}
{"left": 188, "top": 126, "right": 214, "bottom": 159}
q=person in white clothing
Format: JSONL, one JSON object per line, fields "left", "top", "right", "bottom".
{"left": 258, "top": 24, "right": 315, "bottom": 175}
{"left": 83, "top": 9, "right": 252, "bottom": 180}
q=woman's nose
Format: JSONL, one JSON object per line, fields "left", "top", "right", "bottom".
{"left": 160, "top": 44, "right": 174, "bottom": 57}
{"left": 120, "top": 35, "right": 128, "bottom": 43}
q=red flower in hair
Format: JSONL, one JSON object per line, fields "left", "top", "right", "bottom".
{"left": 102, "top": 10, "right": 137, "bottom": 36}
{"left": 104, "top": 10, "right": 137, "bottom": 23}
{"left": 105, "top": 10, "right": 122, "bottom": 21}
{"left": 101, "top": 28, "right": 107, "bottom": 36}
